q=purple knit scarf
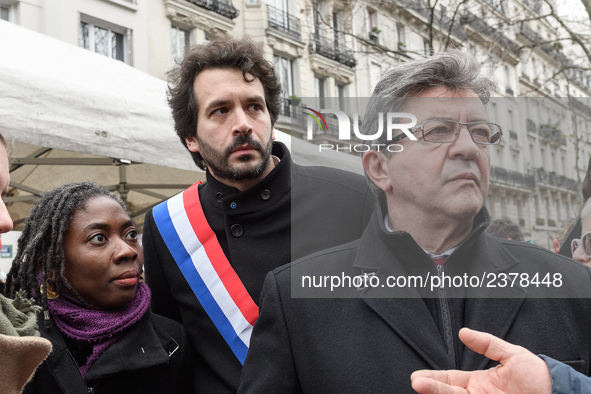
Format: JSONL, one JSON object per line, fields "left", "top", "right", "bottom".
{"left": 47, "top": 282, "right": 151, "bottom": 376}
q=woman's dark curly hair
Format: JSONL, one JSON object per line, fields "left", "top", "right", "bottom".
{"left": 168, "top": 36, "right": 282, "bottom": 170}
{"left": 4, "top": 182, "right": 128, "bottom": 314}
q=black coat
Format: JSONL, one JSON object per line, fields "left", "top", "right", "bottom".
{"left": 24, "top": 312, "right": 194, "bottom": 394}
{"left": 239, "top": 206, "right": 591, "bottom": 393}
{"left": 143, "top": 142, "right": 374, "bottom": 393}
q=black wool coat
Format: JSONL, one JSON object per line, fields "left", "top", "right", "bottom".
{"left": 239, "top": 206, "right": 591, "bottom": 394}
{"left": 143, "top": 142, "right": 375, "bottom": 393}
{"left": 24, "top": 312, "right": 194, "bottom": 394}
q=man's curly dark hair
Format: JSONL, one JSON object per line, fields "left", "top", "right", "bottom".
{"left": 168, "top": 36, "right": 282, "bottom": 171}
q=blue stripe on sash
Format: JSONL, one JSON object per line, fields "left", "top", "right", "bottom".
{"left": 152, "top": 201, "right": 249, "bottom": 364}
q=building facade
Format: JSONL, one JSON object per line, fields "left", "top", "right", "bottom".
{"left": 3, "top": 0, "right": 591, "bottom": 247}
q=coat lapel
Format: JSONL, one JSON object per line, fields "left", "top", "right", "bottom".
{"left": 40, "top": 316, "right": 90, "bottom": 392}
{"left": 353, "top": 207, "right": 527, "bottom": 371}
{"left": 352, "top": 216, "right": 455, "bottom": 370}
{"left": 85, "top": 313, "right": 172, "bottom": 380}
{"left": 459, "top": 235, "right": 527, "bottom": 370}
{"left": 361, "top": 296, "right": 455, "bottom": 369}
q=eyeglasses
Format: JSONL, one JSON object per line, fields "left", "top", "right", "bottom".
{"left": 391, "top": 119, "right": 503, "bottom": 145}
{"left": 571, "top": 231, "right": 591, "bottom": 258}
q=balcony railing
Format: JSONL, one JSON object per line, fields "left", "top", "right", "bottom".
{"left": 267, "top": 5, "right": 301, "bottom": 40}
{"left": 533, "top": 168, "right": 578, "bottom": 190}
{"left": 490, "top": 166, "right": 535, "bottom": 189}
{"left": 520, "top": 24, "right": 542, "bottom": 42}
{"left": 309, "top": 34, "right": 356, "bottom": 68}
{"left": 278, "top": 100, "right": 305, "bottom": 128}
{"left": 526, "top": 118, "right": 537, "bottom": 133}
{"left": 186, "top": 0, "right": 239, "bottom": 19}
{"left": 483, "top": 0, "right": 506, "bottom": 15}
{"left": 460, "top": 12, "right": 519, "bottom": 55}
{"left": 569, "top": 96, "right": 591, "bottom": 118}
{"left": 539, "top": 124, "right": 566, "bottom": 145}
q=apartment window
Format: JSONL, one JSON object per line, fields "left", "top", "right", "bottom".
{"left": 1, "top": 5, "right": 8, "bottom": 21}
{"left": 396, "top": 23, "right": 406, "bottom": 48}
{"left": 496, "top": 147, "right": 503, "bottom": 166}
{"left": 508, "top": 109, "right": 514, "bottom": 131}
{"left": 274, "top": 55, "right": 294, "bottom": 98}
{"left": 368, "top": 9, "right": 377, "bottom": 30}
{"left": 491, "top": 101, "right": 498, "bottom": 123}
{"left": 270, "top": 0, "right": 288, "bottom": 11}
{"left": 368, "top": 9, "right": 378, "bottom": 43}
{"left": 311, "top": 2, "right": 323, "bottom": 39}
{"left": 513, "top": 153, "right": 519, "bottom": 170}
{"left": 80, "top": 19, "right": 128, "bottom": 62}
{"left": 501, "top": 197, "right": 507, "bottom": 217}
{"left": 336, "top": 83, "right": 347, "bottom": 110}
{"left": 529, "top": 144, "right": 535, "bottom": 168}
{"left": 561, "top": 155, "right": 566, "bottom": 175}
{"left": 314, "top": 76, "right": 326, "bottom": 109}
{"left": 370, "top": 62, "right": 381, "bottom": 92}
{"left": 171, "top": 26, "right": 190, "bottom": 66}
{"left": 531, "top": 58, "right": 537, "bottom": 79}
{"left": 332, "top": 10, "right": 344, "bottom": 48}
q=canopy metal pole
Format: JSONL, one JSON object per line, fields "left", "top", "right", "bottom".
{"left": 118, "top": 164, "right": 128, "bottom": 203}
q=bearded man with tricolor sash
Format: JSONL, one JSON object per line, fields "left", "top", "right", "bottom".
{"left": 142, "top": 36, "right": 374, "bottom": 393}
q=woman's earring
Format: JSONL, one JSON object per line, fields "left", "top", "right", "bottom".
{"left": 41, "top": 281, "right": 59, "bottom": 299}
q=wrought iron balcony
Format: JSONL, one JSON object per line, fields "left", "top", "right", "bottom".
{"left": 460, "top": 12, "right": 519, "bottom": 55}
{"left": 539, "top": 124, "right": 566, "bottom": 145}
{"left": 533, "top": 167, "right": 578, "bottom": 190}
{"left": 278, "top": 99, "right": 305, "bottom": 128}
{"left": 519, "top": 24, "right": 542, "bottom": 43}
{"left": 569, "top": 96, "right": 591, "bottom": 118}
{"left": 309, "top": 34, "right": 356, "bottom": 68}
{"left": 483, "top": 0, "right": 506, "bottom": 15}
{"left": 490, "top": 166, "right": 535, "bottom": 189}
{"left": 526, "top": 118, "right": 536, "bottom": 133}
{"left": 267, "top": 5, "right": 301, "bottom": 40}
{"left": 185, "top": 0, "right": 239, "bottom": 19}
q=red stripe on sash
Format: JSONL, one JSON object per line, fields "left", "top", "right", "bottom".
{"left": 183, "top": 183, "right": 259, "bottom": 326}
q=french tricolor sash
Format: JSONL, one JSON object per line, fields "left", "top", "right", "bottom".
{"left": 152, "top": 182, "right": 259, "bottom": 364}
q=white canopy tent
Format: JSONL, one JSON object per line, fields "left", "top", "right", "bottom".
{"left": 0, "top": 20, "right": 363, "bottom": 228}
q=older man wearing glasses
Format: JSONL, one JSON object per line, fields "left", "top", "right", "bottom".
{"left": 238, "top": 51, "right": 591, "bottom": 393}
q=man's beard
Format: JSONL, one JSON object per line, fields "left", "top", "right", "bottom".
{"left": 199, "top": 133, "right": 274, "bottom": 182}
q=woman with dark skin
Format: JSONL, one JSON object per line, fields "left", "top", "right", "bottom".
{"left": 5, "top": 182, "right": 194, "bottom": 394}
